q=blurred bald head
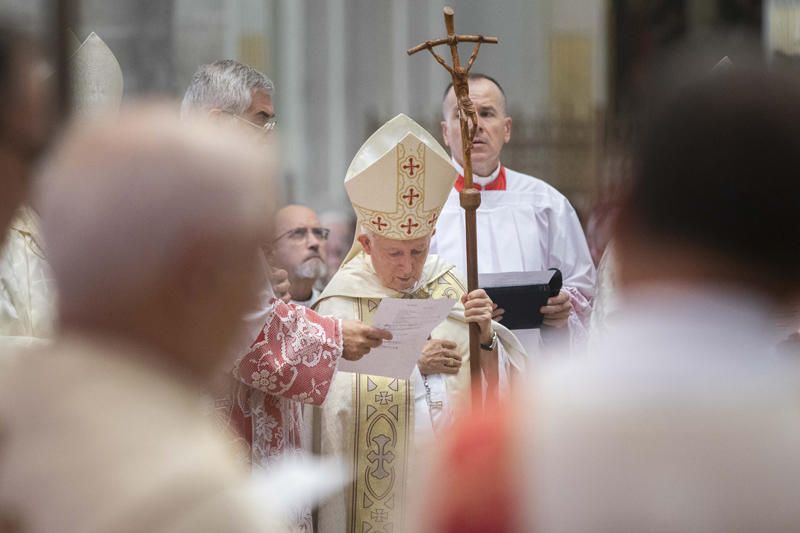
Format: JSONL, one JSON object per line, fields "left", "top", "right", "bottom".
{"left": 37, "top": 106, "right": 274, "bottom": 378}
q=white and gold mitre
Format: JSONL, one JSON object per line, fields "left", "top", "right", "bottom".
{"left": 345, "top": 114, "right": 456, "bottom": 241}
{"left": 71, "top": 32, "right": 124, "bottom": 115}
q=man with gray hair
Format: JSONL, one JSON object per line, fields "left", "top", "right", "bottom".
{"left": 181, "top": 60, "right": 390, "bottom": 532}
{"left": 0, "top": 106, "right": 285, "bottom": 532}
{"left": 181, "top": 59, "right": 284, "bottom": 307}
{"left": 181, "top": 59, "right": 276, "bottom": 134}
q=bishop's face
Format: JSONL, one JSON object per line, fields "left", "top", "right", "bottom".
{"left": 358, "top": 232, "right": 431, "bottom": 292}
{"left": 441, "top": 77, "right": 511, "bottom": 177}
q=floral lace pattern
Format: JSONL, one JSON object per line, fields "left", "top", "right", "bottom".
{"left": 222, "top": 299, "right": 343, "bottom": 532}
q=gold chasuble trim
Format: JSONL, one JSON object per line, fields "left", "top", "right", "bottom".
{"left": 347, "top": 270, "right": 466, "bottom": 533}
{"left": 351, "top": 374, "right": 412, "bottom": 533}
{"left": 350, "top": 297, "right": 412, "bottom": 533}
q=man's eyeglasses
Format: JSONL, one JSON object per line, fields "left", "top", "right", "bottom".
{"left": 225, "top": 112, "right": 277, "bottom": 136}
{"left": 274, "top": 226, "right": 330, "bottom": 243}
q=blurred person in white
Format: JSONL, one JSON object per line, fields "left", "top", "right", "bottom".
{"left": 268, "top": 205, "right": 328, "bottom": 308}
{"left": 431, "top": 74, "right": 596, "bottom": 351}
{"left": 589, "top": 57, "right": 735, "bottom": 342}
{"left": 415, "top": 69, "right": 800, "bottom": 533}
{"left": 182, "top": 60, "right": 390, "bottom": 532}
{"left": 0, "top": 107, "right": 286, "bottom": 532}
{"left": 0, "top": 22, "right": 59, "bottom": 349}
{"left": 314, "top": 114, "right": 527, "bottom": 533}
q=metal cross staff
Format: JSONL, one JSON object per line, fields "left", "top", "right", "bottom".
{"left": 408, "top": 7, "right": 498, "bottom": 408}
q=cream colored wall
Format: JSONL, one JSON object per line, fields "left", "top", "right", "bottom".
{"left": 0, "top": 0, "right": 609, "bottom": 211}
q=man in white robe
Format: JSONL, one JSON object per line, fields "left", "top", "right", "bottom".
{"left": 431, "top": 74, "right": 596, "bottom": 350}
{"left": 417, "top": 69, "right": 800, "bottom": 533}
{"left": 314, "top": 114, "right": 527, "bottom": 533}
{"left": 0, "top": 31, "right": 123, "bottom": 348}
{"left": 0, "top": 24, "right": 54, "bottom": 350}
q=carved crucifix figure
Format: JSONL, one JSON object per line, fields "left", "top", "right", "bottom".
{"left": 408, "top": 7, "right": 497, "bottom": 163}
{"left": 425, "top": 45, "right": 479, "bottom": 141}
{"left": 408, "top": 7, "right": 498, "bottom": 408}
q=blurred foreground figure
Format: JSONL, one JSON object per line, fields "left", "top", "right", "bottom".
{"left": 418, "top": 70, "right": 800, "bottom": 533}
{"left": 0, "top": 30, "right": 123, "bottom": 348}
{"left": 0, "top": 22, "right": 52, "bottom": 348}
{"left": 0, "top": 108, "right": 283, "bottom": 532}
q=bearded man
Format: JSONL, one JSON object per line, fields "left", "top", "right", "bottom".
{"left": 268, "top": 204, "right": 328, "bottom": 307}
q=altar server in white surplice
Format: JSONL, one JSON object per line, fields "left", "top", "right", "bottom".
{"left": 314, "top": 114, "right": 527, "bottom": 533}
{"left": 431, "top": 74, "right": 596, "bottom": 351}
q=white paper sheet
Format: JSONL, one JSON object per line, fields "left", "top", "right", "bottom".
{"left": 338, "top": 297, "right": 456, "bottom": 379}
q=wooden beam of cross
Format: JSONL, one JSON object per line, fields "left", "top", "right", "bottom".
{"left": 408, "top": 7, "right": 498, "bottom": 409}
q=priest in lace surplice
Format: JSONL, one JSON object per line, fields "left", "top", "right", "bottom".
{"left": 224, "top": 296, "right": 343, "bottom": 465}
{"left": 313, "top": 114, "right": 528, "bottom": 533}
{"left": 183, "top": 59, "right": 393, "bottom": 533}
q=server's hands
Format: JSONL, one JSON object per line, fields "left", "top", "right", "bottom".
{"left": 540, "top": 290, "right": 572, "bottom": 328}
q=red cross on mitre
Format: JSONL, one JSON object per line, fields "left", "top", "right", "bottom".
{"left": 371, "top": 216, "right": 389, "bottom": 232}
{"left": 402, "top": 187, "right": 421, "bottom": 207}
{"left": 427, "top": 212, "right": 439, "bottom": 226}
{"left": 400, "top": 217, "right": 420, "bottom": 235}
{"left": 402, "top": 156, "right": 421, "bottom": 177}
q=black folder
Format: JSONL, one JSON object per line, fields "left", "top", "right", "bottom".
{"left": 479, "top": 269, "right": 563, "bottom": 329}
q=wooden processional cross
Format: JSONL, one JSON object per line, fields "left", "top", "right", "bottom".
{"left": 408, "top": 7, "right": 498, "bottom": 407}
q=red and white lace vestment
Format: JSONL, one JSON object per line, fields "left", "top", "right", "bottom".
{"left": 225, "top": 298, "right": 342, "bottom": 466}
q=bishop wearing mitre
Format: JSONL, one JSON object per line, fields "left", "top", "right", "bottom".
{"left": 314, "top": 114, "right": 527, "bottom": 533}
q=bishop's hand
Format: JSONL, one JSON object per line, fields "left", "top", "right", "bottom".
{"left": 461, "top": 289, "right": 495, "bottom": 345}
{"left": 341, "top": 319, "right": 392, "bottom": 361}
{"left": 419, "top": 339, "right": 461, "bottom": 375}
